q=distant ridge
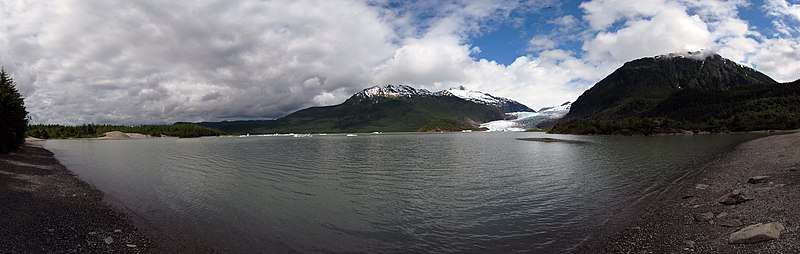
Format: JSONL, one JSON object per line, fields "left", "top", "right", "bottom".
{"left": 435, "top": 86, "right": 535, "bottom": 113}
{"left": 199, "top": 84, "right": 536, "bottom": 133}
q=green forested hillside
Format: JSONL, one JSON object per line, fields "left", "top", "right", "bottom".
{"left": 551, "top": 53, "right": 798, "bottom": 135}
{"left": 202, "top": 95, "right": 504, "bottom": 134}
{"left": 552, "top": 82, "right": 800, "bottom": 135}
{"left": 200, "top": 96, "right": 504, "bottom": 133}
{"left": 26, "top": 124, "right": 225, "bottom": 139}
{"left": 564, "top": 54, "right": 777, "bottom": 120}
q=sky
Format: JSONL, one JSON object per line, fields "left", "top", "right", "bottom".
{"left": 1, "top": 0, "right": 799, "bottom": 125}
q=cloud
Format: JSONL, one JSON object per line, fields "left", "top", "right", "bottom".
{"left": 577, "top": 0, "right": 799, "bottom": 82}
{"left": 764, "top": 0, "right": 800, "bottom": 22}
{"left": 1, "top": 0, "right": 799, "bottom": 125}
{"left": 581, "top": 8, "right": 714, "bottom": 63}
{"left": 527, "top": 36, "right": 558, "bottom": 51}
{"left": 749, "top": 38, "right": 800, "bottom": 81}
{"left": 3, "top": 0, "right": 398, "bottom": 124}
{"left": 549, "top": 15, "right": 579, "bottom": 27}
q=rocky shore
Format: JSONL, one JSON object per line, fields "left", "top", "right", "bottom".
{"left": 0, "top": 143, "right": 156, "bottom": 253}
{"left": 578, "top": 131, "right": 800, "bottom": 253}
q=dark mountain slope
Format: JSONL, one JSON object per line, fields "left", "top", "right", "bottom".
{"left": 565, "top": 52, "right": 777, "bottom": 120}
{"left": 552, "top": 52, "right": 796, "bottom": 135}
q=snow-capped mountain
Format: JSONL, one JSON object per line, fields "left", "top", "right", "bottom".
{"left": 480, "top": 102, "right": 572, "bottom": 131}
{"left": 435, "top": 86, "right": 535, "bottom": 112}
{"left": 353, "top": 85, "right": 534, "bottom": 113}
{"left": 354, "top": 84, "right": 432, "bottom": 99}
{"left": 538, "top": 101, "right": 572, "bottom": 113}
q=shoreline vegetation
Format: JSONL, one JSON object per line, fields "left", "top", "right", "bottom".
{"left": 579, "top": 130, "right": 800, "bottom": 253}
{"left": 26, "top": 124, "right": 225, "bottom": 139}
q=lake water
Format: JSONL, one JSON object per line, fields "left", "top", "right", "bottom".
{"left": 43, "top": 132, "right": 762, "bottom": 253}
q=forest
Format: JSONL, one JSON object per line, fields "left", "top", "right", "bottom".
{"left": 0, "top": 68, "right": 27, "bottom": 153}
{"left": 552, "top": 82, "right": 800, "bottom": 135}
{"left": 26, "top": 124, "right": 225, "bottom": 139}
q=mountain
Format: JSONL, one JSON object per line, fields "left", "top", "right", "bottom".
{"left": 552, "top": 51, "right": 799, "bottom": 135}
{"left": 480, "top": 102, "right": 571, "bottom": 131}
{"left": 564, "top": 51, "right": 777, "bottom": 120}
{"left": 435, "top": 86, "right": 535, "bottom": 113}
{"left": 199, "top": 85, "right": 534, "bottom": 133}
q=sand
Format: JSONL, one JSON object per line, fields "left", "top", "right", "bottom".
{"left": 578, "top": 131, "right": 800, "bottom": 253}
{"left": 97, "top": 131, "right": 153, "bottom": 140}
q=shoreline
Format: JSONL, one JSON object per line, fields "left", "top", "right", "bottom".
{"left": 0, "top": 141, "right": 218, "bottom": 253}
{"left": 0, "top": 142, "right": 156, "bottom": 253}
{"left": 577, "top": 130, "right": 800, "bottom": 253}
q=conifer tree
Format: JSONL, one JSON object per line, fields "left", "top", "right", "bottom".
{"left": 0, "top": 68, "right": 28, "bottom": 152}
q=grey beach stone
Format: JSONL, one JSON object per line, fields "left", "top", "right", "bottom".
{"left": 729, "top": 222, "right": 784, "bottom": 244}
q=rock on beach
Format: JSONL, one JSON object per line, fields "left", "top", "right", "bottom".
{"left": 729, "top": 222, "right": 784, "bottom": 244}
{"left": 718, "top": 188, "right": 753, "bottom": 205}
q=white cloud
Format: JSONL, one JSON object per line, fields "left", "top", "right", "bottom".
{"left": 765, "top": 0, "right": 800, "bottom": 22}
{"left": 1, "top": 0, "right": 799, "bottom": 125}
{"left": 578, "top": 0, "right": 800, "bottom": 82}
{"left": 549, "top": 15, "right": 578, "bottom": 27}
{"left": 527, "top": 36, "right": 558, "bottom": 52}
{"left": 3, "top": 0, "right": 399, "bottom": 124}
{"left": 582, "top": 8, "right": 714, "bottom": 63}
{"left": 749, "top": 38, "right": 800, "bottom": 82}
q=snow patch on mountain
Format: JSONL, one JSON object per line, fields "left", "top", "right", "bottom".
{"left": 436, "top": 86, "right": 505, "bottom": 105}
{"left": 539, "top": 101, "right": 572, "bottom": 113}
{"left": 356, "top": 84, "right": 432, "bottom": 99}
{"left": 436, "top": 86, "right": 535, "bottom": 112}
{"left": 355, "top": 85, "right": 534, "bottom": 112}
{"left": 480, "top": 102, "right": 572, "bottom": 132}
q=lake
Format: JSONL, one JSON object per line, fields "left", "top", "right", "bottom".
{"left": 43, "top": 132, "right": 762, "bottom": 253}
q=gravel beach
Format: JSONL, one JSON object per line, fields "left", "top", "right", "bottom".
{"left": 579, "top": 131, "right": 800, "bottom": 253}
{"left": 0, "top": 142, "right": 157, "bottom": 253}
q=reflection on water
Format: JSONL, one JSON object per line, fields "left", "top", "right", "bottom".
{"left": 44, "top": 132, "right": 762, "bottom": 253}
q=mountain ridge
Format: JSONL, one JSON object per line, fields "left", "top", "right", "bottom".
{"left": 199, "top": 84, "right": 536, "bottom": 133}
{"left": 552, "top": 51, "right": 798, "bottom": 135}
{"left": 564, "top": 51, "right": 777, "bottom": 121}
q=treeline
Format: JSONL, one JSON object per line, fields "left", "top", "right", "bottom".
{"left": 0, "top": 68, "right": 28, "bottom": 153}
{"left": 26, "top": 123, "right": 225, "bottom": 139}
{"left": 552, "top": 83, "right": 800, "bottom": 135}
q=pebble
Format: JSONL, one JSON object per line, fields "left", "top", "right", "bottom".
{"left": 104, "top": 236, "right": 114, "bottom": 245}
{"left": 47, "top": 229, "right": 55, "bottom": 233}
{"left": 88, "top": 231, "right": 97, "bottom": 235}
{"left": 716, "top": 212, "right": 728, "bottom": 218}
{"left": 114, "top": 229, "right": 122, "bottom": 233}
{"left": 718, "top": 188, "right": 753, "bottom": 205}
{"left": 719, "top": 219, "right": 743, "bottom": 228}
{"left": 695, "top": 184, "right": 710, "bottom": 190}
{"left": 682, "top": 239, "right": 696, "bottom": 249}
{"left": 747, "top": 176, "right": 770, "bottom": 184}
{"left": 694, "top": 212, "right": 715, "bottom": 222}
{"left": 126, "top": 244, "right": 137, "bottom": 248}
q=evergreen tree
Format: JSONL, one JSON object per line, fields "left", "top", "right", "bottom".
{"left": 0, "top": 68, "right": 28, "bottom": 152}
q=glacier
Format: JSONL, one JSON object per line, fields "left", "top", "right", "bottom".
{"left": 480, "top": 102, "right": 572, "bottom": 132}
